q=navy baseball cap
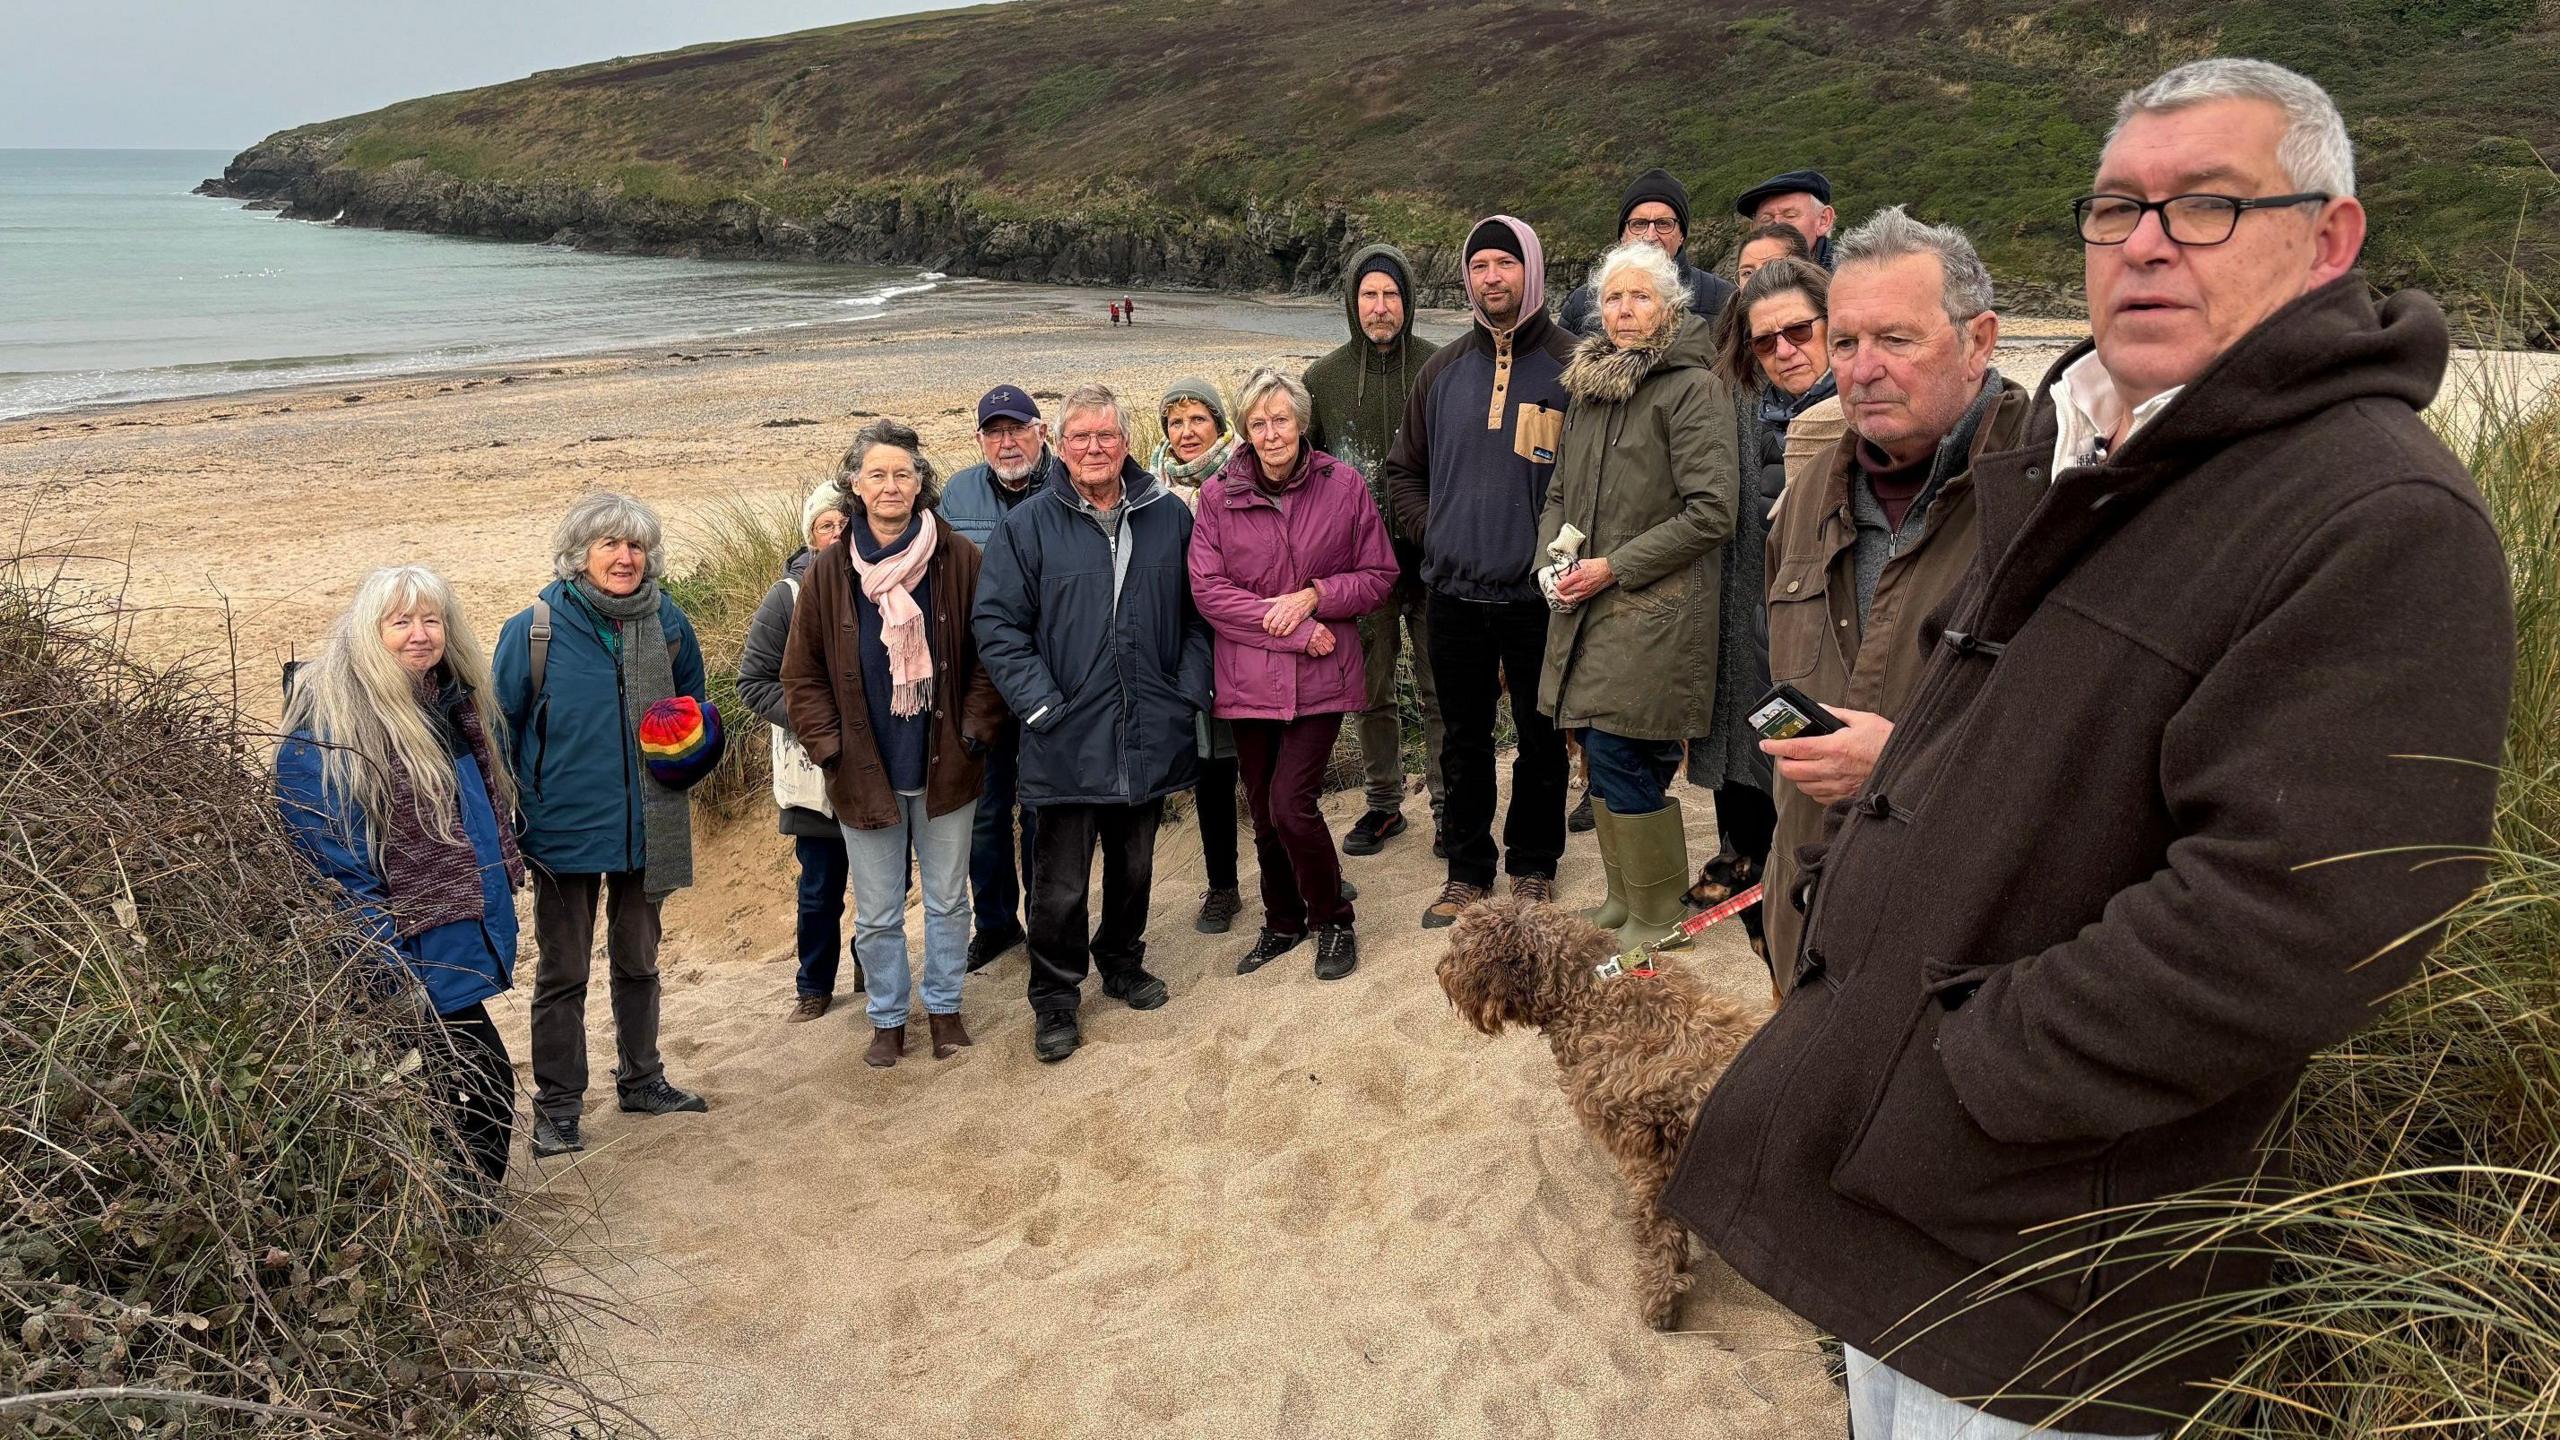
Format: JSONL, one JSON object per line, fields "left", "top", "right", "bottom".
{"left": 976, "top": 384, "right": 1041, "bottom": 429}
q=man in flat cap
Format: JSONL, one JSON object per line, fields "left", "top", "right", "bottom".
{"left": 1736, "top": 169, "right": 1838, "bottom": 268}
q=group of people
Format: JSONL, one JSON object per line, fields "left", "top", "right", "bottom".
{"left": 1108, "top": 296, "right": 1137, "bottom": 325}
{"left": 271, "top": 54, "right": 2514, "bottom": 1440}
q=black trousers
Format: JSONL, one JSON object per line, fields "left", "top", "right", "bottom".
{"left": 1026, "top": 798, "right": 1164, "bottom": 1016}
{"left": 1426, "top": 592, "right": 1568, "bottom": 888}
{"left": 1712, "top": 782, "right": 1778, "bottom": 863}
{"left": 1196, "top": 754, "right": 1240, "bottom": 893}
{"left": 416, "top": 1002, "right": 514, "bottom": 1196}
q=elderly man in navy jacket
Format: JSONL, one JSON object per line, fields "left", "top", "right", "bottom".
{"left": 972, "top": 381, "right": 1214, "bottom": 1064}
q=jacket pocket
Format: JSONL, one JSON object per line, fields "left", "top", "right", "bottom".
{"left": 1512, "top": 403, "right": 1564, "bottom": 465}
{"left": 1765, "top": 557, "right": 1832, "bottom": 684}
{"left": 1828, "top": 970, "right": 2112, "bottom": 1314}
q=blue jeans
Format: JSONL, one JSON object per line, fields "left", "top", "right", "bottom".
{"left": 971, "top": 727, "right": 1037, "bottom": 936}
{"left": 843, "top": 795, "right": 976, "bottom": 1029}
{"left": 792, "top": 834, "right": 852, "bottom": 998}
{"left": 1579, "top": 728, "right": 1685, "bottom": 817}
{"left": 1844, "top": 1348, "right": 2159, "bottom": 1439}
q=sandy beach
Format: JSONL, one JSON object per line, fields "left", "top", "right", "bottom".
{"left": 12, "top": 288, "right": 2540, "bottom": 1438}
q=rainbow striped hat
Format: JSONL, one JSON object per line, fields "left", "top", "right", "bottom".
{"left": 639, "top": 696, "right": 725, "bottom": 790}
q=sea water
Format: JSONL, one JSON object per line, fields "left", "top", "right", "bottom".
{"left": 0, "top": 148, "right": 956, "bottom": 419}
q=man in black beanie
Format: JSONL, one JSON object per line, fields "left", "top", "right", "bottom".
{"left": 1555, "top": 166, "right": 1739, "bottom": 337}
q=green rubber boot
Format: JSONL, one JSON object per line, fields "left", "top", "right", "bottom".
{"left": 1580, "top": 797, "right": 1627, "bottom": 930}
{"left": 1613, "top": 799, "right": 1694, "bottom": 953}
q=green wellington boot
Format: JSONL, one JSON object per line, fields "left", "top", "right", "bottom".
{"left": 1580, "top": 797, "right": 1627, "bottom": 931}
{"left": 1613, "top": 799, "right": 1695, "bottom": 953}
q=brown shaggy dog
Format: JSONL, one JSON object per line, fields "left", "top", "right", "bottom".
{"left": 1437, "top": 898, "right": 1768, "bottom": 1329}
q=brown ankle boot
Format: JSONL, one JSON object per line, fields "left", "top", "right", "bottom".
{"left": 928, "top": 1012, "right": 973, "bottom": 1058}
{"left": 864, "top": 1024, "right": 906, "bottom": 1068}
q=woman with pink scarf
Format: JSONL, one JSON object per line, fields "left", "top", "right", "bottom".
{"left": 782, "top": 419, "right": 1008, "bottom": 1070}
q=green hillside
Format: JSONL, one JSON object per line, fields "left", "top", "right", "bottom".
{"left": 207, "top": 0, "right": 2559, "bottom": 333}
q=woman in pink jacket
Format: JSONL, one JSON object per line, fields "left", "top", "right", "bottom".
{"left": 1189, "top": 367, "right": 1399, "bottom": 982}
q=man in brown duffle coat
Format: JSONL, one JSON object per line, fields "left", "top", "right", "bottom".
{"left": 1669, "top": 58, "right": 2515, "bottom": 1438}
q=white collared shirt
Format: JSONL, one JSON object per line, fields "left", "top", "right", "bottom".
{"left": 2049, "top": 349, "right": 2182, "bottom": 480}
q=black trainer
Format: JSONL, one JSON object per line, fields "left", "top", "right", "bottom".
{"left": 966, "top": 925, "right": 1023, "bottom": 973}
{"left": 1034, "top": 1010, "right": 1082, "bottom": 1063}
{"left": 1102, "top": 968, "right": 1170, "bottom": 1010}
{"left": 1235, "top": 928, "right": 1306, "bottom": 975}
{"left": 1193, "top": 887, "right": 1243, "bottom": 935}
{"left": 529, "top": 1112, "right": 583, "bottom": 1157}
{"left": 1342, "top": 809, "right": 1407, "bottom": 856}
{"left": 618, "top": 1077, "right": 709, "bottom": 1115}
{"left": 1314, "top": 924, "right": 1358, "bottom": 981}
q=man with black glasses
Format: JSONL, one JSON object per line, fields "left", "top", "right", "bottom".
{"left": 1672, "top": 58, "right": 2512, "bottom": 1438}
{"left": 1556, "top": 168, "right": 1737, "bottom": 337}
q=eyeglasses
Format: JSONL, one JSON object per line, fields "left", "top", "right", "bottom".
{"left": 1750, "top": 320, "right": 1820, "bottom": 358}
{"left": 1061, "top": 430, "right": 1121, "bottom": 451}
{"left": 2072, "top": 191, "right": 2330, "bottom": 246}
{"left": 1624, "top": 217, "right": 1682, "bottom": 236}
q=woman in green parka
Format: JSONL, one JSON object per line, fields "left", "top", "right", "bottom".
{"left": 1536, "top": 241, "right": 1741, "bottom": 949}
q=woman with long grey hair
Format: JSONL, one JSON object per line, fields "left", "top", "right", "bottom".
{"left": 493, "top": 492, "right": 713, "bottom": 1158}
{"left": 276, "top": 564, "right": 523, "bottom": 1205}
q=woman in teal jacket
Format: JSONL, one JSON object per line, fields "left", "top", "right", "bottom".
{"left": 277, "top": 564, "right": 521, "bottom": 1203}
{"left": 491, "top": 493, "right": 711, "bottom": 1159}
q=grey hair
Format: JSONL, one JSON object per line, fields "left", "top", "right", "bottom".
{"left": 1055, "top": 382, "right": 1130, "bottom": 443}
{"left": 2113, "top": 57, "right": 2355, "bottom": 198}
{"left": 1233, "top": 367, "right": 1313, "bottom": 433}
{"left": 844, "top": 417, "right": 943, "bottom": 514}
{"left": 1587, "top": 241, "right": 1691, "bottom": 324}
{"left": 1832, "top": 205, "right": 1995, "bottom": 326}
{"left": 551, "top": 491, "right": 667, "bottom": 583}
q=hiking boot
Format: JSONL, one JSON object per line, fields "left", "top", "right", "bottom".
{"left": 1431, "top": 830, "right": 1447, "bottom": 860}
{"left": 1033, "top": 1010, "right": 1082, "bottom": 1063}
{"left": 1313, "top": 924, "right": 1358, "bottom": 981}
{"left": 618, "top": 1078, "right": 709, "bottom": 1115}
{"left": 864, "top": 1024, "right": 906, "bottom": 1069}
{"left": 928, "top": 1011, "right": 973, "bottom": 1058}
{"left": 1102, "top": 968, "right": 1170, "bottom": 1011}
{"left": 965, "top": 925, "right": 1023, "bottom": 974}
{"left": 1568, "top": 792, "right": 1597, "bottom": 833}
{"left": 529, "top": 1112, "right": 583, "bottom": 1158}
{"left": 1235, "top": 928, "right": 1306, "bottom": 975}
{"left": 788, "top": 993, "right": 831, "bottom": 1023}
{"left": 1342, "top": 809, "right": 1407, "bottom": 856}
{"left": 1193, "top": 887, "right": 1243, "bottom": 935}
{"left": 1422, "top": 880, "right": 1490, "bottom": 929}
{"left": 1509, "top": 873, "right": 1557, "bottom": 905}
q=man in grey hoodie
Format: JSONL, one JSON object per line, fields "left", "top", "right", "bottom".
{"left": 1305, "top": 243, "right": 1446, "bottom": 858}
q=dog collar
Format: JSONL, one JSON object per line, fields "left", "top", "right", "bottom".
{"left": 1593, "top": 953, "right": 1661, "bottom": 982}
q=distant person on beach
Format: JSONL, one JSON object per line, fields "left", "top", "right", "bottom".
{"left": 1188, "top": 367, "right": 1397, "bottom": 981}
{"left": 1676, "top": 59, "right": 2513, "bottom": 1437}
{"left": 783, "top": 420, "right": 1006, "bottom": 1068}
{"left": 277, "top": 565, "right": 522, "bottom": 1209}
{"left": 493, "top": 493, "right": 712, "bottom": 1157}
{"left": 973, "top": 382, "right": 1213, "bottom": 1063}
{"left": 1734, "top": 169, "right": 1838, "bottom": 269}
{"left": 943, "top": 384, "right": 1052, "bottom": 973}
{"left": 1110, "top": 302, "right": 1122, "bottom": 326}
{"left": 736, "top": 478, "right": 869, "bottom": 1022}
{"left": 1538, "top": 241, "right": 1738, "bottom": 952}
{"left": 1557, "top": 168, "right": 1738, "bottom": 338}
{"left": 1383, "top": 214, "right": 1576, "bottom": 926}
{"left": 1731, "top": 220, "right": 1812, "bottom": 290}
{"left": 1123, "top": 295, "right": 1136, "bottom": 324}
{"left": 1304, "top": 243, "right": 1448, "bottom": 860}
{"left": 1148, "top": 378, "right": 1251, "bottom": 936}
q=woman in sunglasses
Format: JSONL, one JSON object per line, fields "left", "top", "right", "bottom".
{"left": 1689, "top": 255, "right": 1847, "bottom": 971}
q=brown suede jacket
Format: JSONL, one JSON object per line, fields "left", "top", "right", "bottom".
{"left": 779, "top": 512, "right": 1007, "bottom": 828}
{"left": 1670, "top": 279, "right": 2514, "bottom": 1432}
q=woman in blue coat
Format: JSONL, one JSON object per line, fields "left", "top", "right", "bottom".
{"left": 277, "top": 564, "right": 523, "bottom": 1201}
{"left": 492, "top": 493, "right": 712, "bottom": 1158}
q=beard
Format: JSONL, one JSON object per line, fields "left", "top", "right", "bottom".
{"left": 990, "top": 453, "right": 1041, "bottom": 484}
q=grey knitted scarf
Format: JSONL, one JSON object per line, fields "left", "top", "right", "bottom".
{"left": 571, "top": 577, "right": 693, "bottom": 899}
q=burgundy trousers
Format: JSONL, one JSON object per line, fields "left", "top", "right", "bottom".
{"left": 1231, "top": 713, "right": 1350, "bottom": 934}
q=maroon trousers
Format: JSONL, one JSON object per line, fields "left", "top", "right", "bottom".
{"left": 1231, "top": 713, "right": 1349, "bottom": 934}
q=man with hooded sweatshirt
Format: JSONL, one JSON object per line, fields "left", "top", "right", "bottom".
{"left": 1383, "top": 215, "right": 1578, "bottom": 927}
{"left": 1304, "top": 243, "right": 1446, "bottom": 858}
{"left": 1557, "top": 168, "right": 1740, "bottom": 338}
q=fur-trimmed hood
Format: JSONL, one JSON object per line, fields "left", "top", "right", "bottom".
{"left": 1561, "top": 310, "right": 1717, "bottom": 405}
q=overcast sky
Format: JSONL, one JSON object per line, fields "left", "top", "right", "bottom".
{"left": 1, "top": 1, "right": 946, "bottom": 150}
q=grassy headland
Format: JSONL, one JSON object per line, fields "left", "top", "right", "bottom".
{"left": 203, "top": 0, "right": 2558, "bottom": 335}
